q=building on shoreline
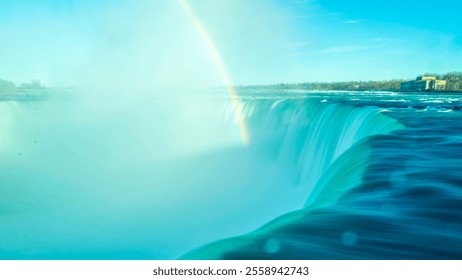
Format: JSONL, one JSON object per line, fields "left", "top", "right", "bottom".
{"left": 400, "top": 76, "right": 447, "bottom": 91}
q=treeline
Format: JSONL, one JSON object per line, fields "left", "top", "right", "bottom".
{"left": 268, "top": 79, "right": 405, "bottom": 91}
{"left": 0, "top": 79, "right": 17, "bottom": 96}
{"left": 433, "top": 72, "right": 462, "bottom": 91}
{"left": 0, "top": 79, "right": 47, "bottom": 98}
{"left": 241, "top": 71, "right": 462, "bottom": 92}
{"left": 241, "top": 79, "right": 405, "bottom": 92}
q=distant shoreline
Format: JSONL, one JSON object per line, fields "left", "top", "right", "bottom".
{"left": 393, "top": 89, "right": 462, "bottom": 94}
{"left": 236, "top": 85, "right": 462, "bottom": 94}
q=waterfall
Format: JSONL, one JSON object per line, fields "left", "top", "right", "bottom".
{"left": 238, "top": 97, "right": 403, "bottom": 198}
{"left": 18, "top": 89, "right": 462, "bottom": 261}
{"left": 183, "top": 92, "right": 462, "bottom": 260}
{"left": 183, "top": 97, "right": 405, "bottom": 259}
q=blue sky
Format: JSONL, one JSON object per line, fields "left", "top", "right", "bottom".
{"left": 0, "top": 0, "right": 461, "bottom": 86}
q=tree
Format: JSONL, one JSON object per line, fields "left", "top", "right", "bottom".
{"left": 0, "top": 79, "right": 17, "bottom": 97}
{"left": 20, "top": 79, "right": 45, "bottom": 90}
{"left": 443, "top": 72, "right": 462, "bottom": 81}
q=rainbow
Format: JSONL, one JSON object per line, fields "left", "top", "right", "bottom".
{"left": 178, "top": 0, "right": 250, "bottom": 145}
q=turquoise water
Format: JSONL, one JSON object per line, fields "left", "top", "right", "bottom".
{"left": 185, "top": 90, "right": 462, "bottom": 259}
{"left": 1, "top": 90, "right": 461, "bottom": 259}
